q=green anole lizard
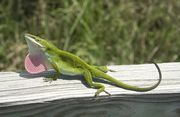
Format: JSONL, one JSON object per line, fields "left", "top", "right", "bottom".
{"left": 24, "top": 34, "right": 162, "bottom": 97}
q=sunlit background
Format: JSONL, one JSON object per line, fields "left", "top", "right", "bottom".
{"left": 0, "top": 0, "right": 180, "bottom": 71}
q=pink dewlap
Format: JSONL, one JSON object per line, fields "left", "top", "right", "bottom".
{"left": 24, "top": 54, "right": 47, "bottom": 74}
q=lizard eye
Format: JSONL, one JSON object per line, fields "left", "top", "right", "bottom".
{"left": 45, "top": 47, "right": 50, "bottom": 51}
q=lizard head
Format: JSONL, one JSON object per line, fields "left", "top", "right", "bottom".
{"left": 25, "top": 34, "right": 54, "bottom": 52}
{"left": 24, "top": 34, "right": 53, "bottom": 74}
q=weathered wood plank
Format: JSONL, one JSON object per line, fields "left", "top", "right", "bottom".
{"left": 0, "top": 62, "right": 180, "bottom": 109}
{"left": 0, "top": 96, "right": 180, "bottom": 117}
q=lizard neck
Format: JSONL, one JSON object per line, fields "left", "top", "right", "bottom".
{"left": 48, "top": 45, "right": 91, "bottom": 69}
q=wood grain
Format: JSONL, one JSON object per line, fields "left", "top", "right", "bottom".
{"left": 0, "top": 62, "right": 180, "bottom": 117}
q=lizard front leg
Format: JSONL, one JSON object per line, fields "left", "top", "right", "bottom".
{"left": 44, "top": 57, "right": 61, "bottom": 82}
{"left": 83, "top": 69, "right": 111, "bottom": 97}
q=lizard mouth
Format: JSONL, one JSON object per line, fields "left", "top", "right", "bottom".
{"left": 24, "top": 34, "right": 44, "bottom": 55}
{"left": 24, "top": 34, "right": 52, "bottom": 74}
{"left": 25, "top": 34, "right": 43, "bottom": 48}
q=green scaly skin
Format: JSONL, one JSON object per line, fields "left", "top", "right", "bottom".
{"left": 25, "top": 34, "right": 162, "bottom": 97}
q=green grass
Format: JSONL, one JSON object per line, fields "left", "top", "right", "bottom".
{"left": 0, "top": 0, "right": 180, "bottom": 71}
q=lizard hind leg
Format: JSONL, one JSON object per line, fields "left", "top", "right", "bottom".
{"left": 83, "top": 70, "right": 111, "bottom": 97}
{"left": 93, "top": 66, "right": 109, "bottom": 73}
{"left": 92, "top": 65, "right": 116, "bottom": 73}
{"left": 94, "top": 86, "right": 111, "bottom": 97}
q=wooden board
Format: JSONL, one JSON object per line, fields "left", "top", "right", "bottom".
{"left": 0, "top": 62, "right": 180, "bottom": 117}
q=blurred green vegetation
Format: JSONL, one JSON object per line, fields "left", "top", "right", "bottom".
{"left": 0, "top": 0, "right": 180, "bottom": 71}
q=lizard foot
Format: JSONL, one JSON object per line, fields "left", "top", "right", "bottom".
{"left": 109, "top": 69, "right": 117, "bottom": 72}
{"left": 94, "top": 89, "right": 111, "bottom": 97}
{"left": 43, "top": 77, "right": 57, "bottom": 83}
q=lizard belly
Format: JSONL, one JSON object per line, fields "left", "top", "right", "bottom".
{"left": 60, "top": 68, "right": 81, "bottom": 76}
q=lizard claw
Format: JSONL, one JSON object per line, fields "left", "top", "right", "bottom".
{"left": 109, "top": 69, "right": 117, "bottom": 72}
{"left": 94, "top": 90, "right": 111, "bottom": 97}
{"left": 43, "top": 77, "right": 57, "bottom": 83}
{"left": 104, "top": 90, "right": 111, "bottom": 96}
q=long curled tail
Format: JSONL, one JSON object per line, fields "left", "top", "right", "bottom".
{"left": 96, "top": 62, "right": 162, "bottom": 92}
